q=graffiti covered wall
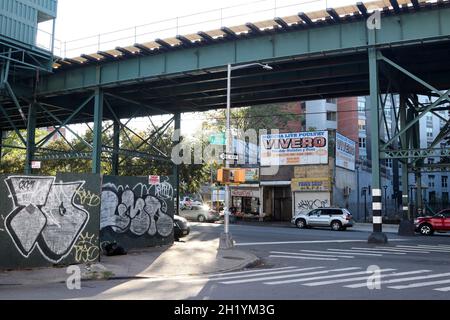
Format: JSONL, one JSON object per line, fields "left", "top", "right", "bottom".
{"left": 293, "top": 191, "right": 331, "bottom": 215}
{"left": 100, "top": 175, "right": 175, "bottom": 250}
{"left": 0, "top": 174, "right": 101, "bottom": 269}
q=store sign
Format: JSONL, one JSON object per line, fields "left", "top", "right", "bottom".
{"left": 244, "top": 168, "right": 259, "bottom": 182}
{"left": 260, "top": 131, "right": 328, "bottom": 166}
{"left": 291, "top": 178, "right": 331, "bottom": 192}
{"left": 336, "top": 132, "right": 356, "bottom": 171}
{"left": 231, "top": 189, "right": 259, "bottom": 198}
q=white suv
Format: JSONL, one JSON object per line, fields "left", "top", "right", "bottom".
{"left": 291, "top": 208, "right": 353, "bottom": 231}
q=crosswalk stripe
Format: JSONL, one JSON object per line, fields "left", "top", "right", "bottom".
{"left": 269, "top": 255, "right": 338, "bottom": 261}
{"left": 434, "top": 286, "right": 450, "bottom": 292}
{"left": 395, "top": 245, "right": 450, "bottom": 252}
{"left": 270, "top": 251, "right": 355, "bottom": 259}
{"left": 347, "top": 248, "right": 406, "bottom": 255}
{"left": 265, "top": 268, "right": 396, "bottom": 285}
{"left": 328, "top": 248, "right": 405, "bottom": 255}
{"left": 345, "top": 271, "right": 448, "bottom": 288}
{"left": 141, "top": 266, "right": 298, "bottom": 283}
{"left": 181, "top": 267, "right": 324, "bottom": 283}
{"left": 389, "top": 278, "right": 450, "bottom": 289}
{"left": 220, "top": 267, "right": 360, "bottom": 285}
{"left": 300, "top": 250, "right": 382, "bottom": 257}
{"left": 370, "top": 247, "right": 431, "bottom": 253}
{"left": 306, "top": 270, "right": 431, "bottom": 287}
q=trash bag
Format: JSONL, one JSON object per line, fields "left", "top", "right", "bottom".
{"left": 103, "top": 242, "right": 127, "bottom": 256}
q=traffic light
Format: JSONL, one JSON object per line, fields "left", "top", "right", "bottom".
{"left": 217, "top": 168, "right": 246, "bottom": 184}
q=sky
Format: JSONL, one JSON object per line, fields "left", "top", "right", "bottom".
{"left": 46, "top": 0, "right": 363, "bottom": 137}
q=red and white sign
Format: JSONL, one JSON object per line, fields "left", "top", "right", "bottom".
{"left": 148, "top": 175, "right": 160, "bottom": 185}
{"left": 231, "top": 189, "right": 259, "bottom": 198}
{"left": 31, "top": 161, "right": 41, "bottom": 169}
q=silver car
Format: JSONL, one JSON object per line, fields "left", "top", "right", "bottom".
{"left": 179, "top": 205, "right": 221, "bottom": 223}
{"left": 291, "top": 208, "right": 353, "bottom": 231}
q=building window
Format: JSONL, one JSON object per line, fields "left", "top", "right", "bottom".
{"left": 428, "top": 158, "right": 435, "bottom": 165}
{"left": 358, "top": 119, "right": 366, "bottom": 131}
{"left": 426, "top": 127, "right": 433, "bottom": 138}
{"left": 426, "top": 115, "right": 433, "bottom": 122}
{"left": 326, "top": 111, "right": 337, "bottom": 121}
{"left": 428, "top": 175, "right": 435, "bottom": 188}
{"left": 359, "top": 137, "right": 366, "bottom": 148}
{"left": 326, "top": 98, "right": 337, "bottom": 104}
{"left": 443, "top": 176, "right": 448, "bottom": 188}
{"left": 385, "top": 159, "right": 392, "bottom": 168}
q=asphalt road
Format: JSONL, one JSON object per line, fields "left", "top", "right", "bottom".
{"left": 1, "top": 222, "right": 450, "bottom": 300}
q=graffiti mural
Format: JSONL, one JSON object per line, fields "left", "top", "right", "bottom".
{"left": 294, "top": 191, "right": 331, "bottom": 214}
{"left": 100, "top": 176, "right": 175, "bottom": 249}
{"left": 0, "top": 174, "right": 101, "bottom": 269}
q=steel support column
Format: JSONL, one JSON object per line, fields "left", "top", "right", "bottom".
{"left": 25, "top": 103, "right": 37, "bottom": 174}
{"left": 0, "top": 130, "right": 3, "bottom": 165}
{"left": 173, "top": 113, "right": 181, "bottom": 215}
{"left": 112, "top": 120, "right": 120, "bottom": 175}
{"left": 368, "top": 30, "right": 387, "bottom": 244}
{"left": 92, "top": 88, "right": 104, "bottom": 174}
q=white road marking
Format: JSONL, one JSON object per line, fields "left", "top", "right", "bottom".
{"left": 265, "top": 268, "right": 397, "bottom": 285}
{"left": 345, "top": 271, "right": 448, "bottom": 288}
{"left": 371, "top": 247, "right": 431, "bottom": 253}
{"left": 220, "top": 267, "right": 360, "bottom": 285}
{"left": 389, "top": 278, "right": 450, "bottom": 289}
{"left": 306, "top": 270, "right": 431, "bottom": 287}
{"left": 351, "top": 247, "right": 406, "bottom": 255}
{"left": 328, "top": 248, "right": 405, "bottom": 255}
{"left": 181, "top": 267, "right": 323, "bottom": 283}
{"left": 235, "top": 239, "right": 407, "bottom": 246}
{"left": 270, "top": 251, "right": 355, "bottom": 258}
{"left": 434, "top": 286, "right": 450, "bottom": 292}
{"left": 300, "top": 250, "right": 382, "bottom": 257}
{"left": 141, "top": 266, "right": 297, "bottom": 283}
{"left": 397, "top": 245, "right": 450, "bottom": 252}
{"left": 269, "top": 255, "right": 338, "bottom": 261}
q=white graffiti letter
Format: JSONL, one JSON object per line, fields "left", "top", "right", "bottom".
{"left": 367, "top": 10, "right": 381, "bottom": 30}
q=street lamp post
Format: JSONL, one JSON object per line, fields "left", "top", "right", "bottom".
{"left": 219, "top": 62, "right": 273, "bottom": 250}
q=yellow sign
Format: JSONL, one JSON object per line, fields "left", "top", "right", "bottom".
{"left": 291, "top": 178, "right": 331, "bottom": 192}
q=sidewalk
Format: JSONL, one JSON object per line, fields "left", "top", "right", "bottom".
{"left": 0, "top": 239, "right": 259, "bottom": 286}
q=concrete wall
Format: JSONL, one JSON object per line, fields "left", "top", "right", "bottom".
{"left": 0, "top": 173, "right": 101, "bottom": 269}
{"left": 100, "top": 175, "right": 175, "bottom": 250}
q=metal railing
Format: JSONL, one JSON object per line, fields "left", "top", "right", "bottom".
{"left": 48, "top": 0, "right": 347, "bottom": 58}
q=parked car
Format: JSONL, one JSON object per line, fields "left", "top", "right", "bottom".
{"left": 415, "top": 209, "right": 450, "bottom": 236}
{"left": 179, "top": 196, "right": 202, "bottom": 210}
{"left": 179, "top": 205, "right": 221, "bottom": 223}
{"left": 291, "top": 208, "right": 353, "bottom": 231}
{"left": 173, "top": 215, "right": 190, "bottom": 240}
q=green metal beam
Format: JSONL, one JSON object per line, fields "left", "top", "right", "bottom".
{"left": 25, "top": 103, "right": 37, "bottom": 174}
{"left": 368, "top": 29, "right": 383, "bottom": 235}
{"left": 0, "top": 102, "right": 26, "bottom": 146}
{"left": 39, "top": 7, "right": 450, "bottom": 95}
{"left": 35, "top": 94, "right": 94, "bottom": 147}
{"left": 92, "top": 88, "right": 104, "bottom": 174}
{"left": 380, "top": 148, "right": 450, "bottom": 159}
{"left": 382, "top": 89, "right": 450, "bottom": 150}
{"left": 112, "top": 120, "right": 120, "bottom": 175}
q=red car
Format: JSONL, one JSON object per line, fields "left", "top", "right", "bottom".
{"left": 415, "top": 209, "right": 450, "bottom": 235}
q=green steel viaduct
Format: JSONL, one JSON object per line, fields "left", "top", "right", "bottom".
{"left": 1, "top": 0, "right": 450, "bottom": 242}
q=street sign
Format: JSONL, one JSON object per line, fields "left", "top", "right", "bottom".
{"left": 219, "top": 153, "right": 239, "bottom": 161}
{"left": 148, "top": 175, "right": 160, "bottom": 185}
{"left": 31, "top": 161, "right": 41, "bottom": 169}
{"left": 209, "top": 133, "right": 226, "bottom": 145}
